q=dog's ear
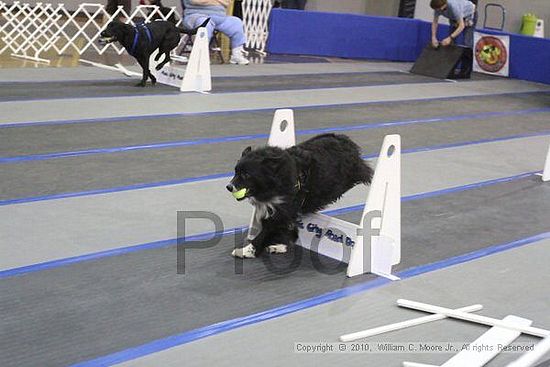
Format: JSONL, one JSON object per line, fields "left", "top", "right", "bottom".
{"left": 241, "top": 146, "right": 252, "bottom": 157}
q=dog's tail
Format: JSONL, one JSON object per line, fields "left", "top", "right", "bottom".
{"left": 177, "top": 18, "right": 210, "bottom": 35}
{"left": 334, "top": 134, "right": 374, "bottom": 186}
{"left": 357, "top": 160, "right": 374, "bottom": 185}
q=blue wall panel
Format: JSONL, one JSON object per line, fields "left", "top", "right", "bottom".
{"left": 267, "top": 8, "right": 550, "bottom": 84}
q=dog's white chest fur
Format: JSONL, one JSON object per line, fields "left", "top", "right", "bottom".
{"left": 250, "top": 196, "right": 285, "bottom": 221}
{"left": 230, "top": 196, "right": 287, "bottom": 259}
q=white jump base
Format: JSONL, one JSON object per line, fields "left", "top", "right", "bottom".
{"left": 340, "top": 299, "right": 550, "bottom": 367}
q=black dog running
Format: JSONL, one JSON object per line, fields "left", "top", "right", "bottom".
{"left": 99, "top": 19, "right": 209, "bottom": 87}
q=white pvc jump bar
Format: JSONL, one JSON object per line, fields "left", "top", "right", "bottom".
{"left": 397, "top": 299, "right": 550, "bottom": 338}
{"left": 507, "top": 336, "right": 550, "bottom": 367}
{"left": 403, "top": 363, "right": 439, "bottom": 367}
{"left": 339, "top": 304, "right": 483, "bottom": 342}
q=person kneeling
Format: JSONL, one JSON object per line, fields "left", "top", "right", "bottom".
{"left": 182, "top": 0, "right": 249, "bottom": 65}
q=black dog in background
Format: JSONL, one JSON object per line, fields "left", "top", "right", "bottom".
{"left": 227, "top": 133, "right": 373, "bottom": 258}
{"left": 99, "top": 18, "right": 208, "bottom": 87}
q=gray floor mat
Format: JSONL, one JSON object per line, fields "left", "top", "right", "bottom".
{"left": 0, "top": 176, "right": 548, "bottom": 367}
{"left": 0, "top": 72, "right": 448, "bottom": 102}
{"left": 1, "top": 91, "right": 549, "bottom": 157}
{"left": 0, "top": 109, "right": 548, "bottom": 201}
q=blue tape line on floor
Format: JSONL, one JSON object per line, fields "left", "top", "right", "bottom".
{"left": 0, "top": 170, "right": 540, "bottom": 280}
{"left": 1, "top": 90, "right": 546, "bottom": 129}
{"left": 70, "top": 231, "right": 550, "bottom": 367}
{"left": 1, "top": 108, "right": 549, "bottom": 164}
{"left": 0, "top": 131, "right": 547, "bottom": 206}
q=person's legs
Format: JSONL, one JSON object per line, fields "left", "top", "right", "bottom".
{"left": 209, "top": 14, "right": 248, "bottom": 64}
{"left": 212, "top": 15, "right": 247, "bottom": 48}
{"left": 183, "top": 13, "right": 248, "bottom": 64}
{"left": 182, "top": 13, "right": 216, "bottom": 40}
{"left": 459, "top": 23, "right": 474, "bottom": 77}
{"left": 459, "top": 11, "right": 477, "bottom": 78}
{"left": 448, "top": 18, "right": 474, "bottom": 78}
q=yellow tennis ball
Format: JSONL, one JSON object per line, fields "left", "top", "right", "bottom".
{"left": 232, "top": 188, "right": 248, "bottom": 200}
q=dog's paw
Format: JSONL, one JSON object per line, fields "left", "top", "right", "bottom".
{"left": 231, "top": 244, "right": 256, "bottom": 258}
{"left": 267, "top": 244, "right": 288, "bottom": 254}
{"left": 155, "top": 64, "right": 163, "bottom": 71}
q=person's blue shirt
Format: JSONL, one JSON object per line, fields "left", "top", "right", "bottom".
{"left": 435, "top": 0, "right": 475, "bottom": 22}
{"left": 183, "top": 0, "right": 226, "bottom": 17}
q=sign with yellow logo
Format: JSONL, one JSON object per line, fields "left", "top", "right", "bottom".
{"left": 474, "top": 32, "right": 510, "bottom": 77}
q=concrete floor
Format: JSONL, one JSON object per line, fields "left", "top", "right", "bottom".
{"left": 0, "top": 56, "right": 548, "bottom": 367}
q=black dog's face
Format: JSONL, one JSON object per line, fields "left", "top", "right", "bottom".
{"left": 99, "top": 21, "right": 126, "bottom": 45}
{"left": 226, "top": 146, "right": 290, "bottom": 202}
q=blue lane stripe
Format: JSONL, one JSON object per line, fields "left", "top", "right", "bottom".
{"left": 0, "top": 91, "right": 179, "bottom": 104}
{"left": 323, "top": 170, "right": 541, "bottom": 217}
{"left": 0, "top": 78, "right": 133, "bottom": 85}
{"left": 0, "top": 81, "right": 445, "bottom": 104}
{"left": 0, "top": 226, "right": 247, "bottom": 280}
{"left": 0, "top": 71, "right": 399, "bottom": 85}
{"left": 1, "top": 90, "right": 546, "bottom": 129}
{"left": 2, "top": 107, "right": 549, "bottom": 164}
{"left": 1, "top": 132, "right": 547, "bottom": 207}
{"left": 70, "top": 230, "right": 550, "bottom": 367}
{"left": 0, "top": 172, "right": 233, "bottom": 207}
{"left": 0, "top": 170, "right": 539, "bottom": 280}
{"left": 362, "top": 130, "right": 550, "bottom": 160}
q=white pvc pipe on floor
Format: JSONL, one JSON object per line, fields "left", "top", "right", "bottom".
{"left": 507, "top": 336, "right": 550, "bottom": 367}
{"left": 403, "top": 362, "right": 440, "bottom": 367}
{"left": 397, "top": 299, "right": 550, "bottom": 338}
{"left": 340, "top": 304, "right": 483, "bottom": 342}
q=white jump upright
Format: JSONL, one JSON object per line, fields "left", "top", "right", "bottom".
{"left": 252, "top": 109, "right": 401, "bottom": 279}
{"left": 179, "top": 27, "right": 211, "bottom": 92}
{"left": 148, "top": 26, "right": 211, "bottom": 92}
{"left": 542, "top": 143, "right": 550, "bottom": 182}
{"left": 348, "top": 134, "right": 401, "bottom": 279}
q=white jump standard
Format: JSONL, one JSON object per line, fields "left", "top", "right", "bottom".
{"left": 238, "top": 109, "right": 402, "bottom": 279}
{"left": 541, "top": 143, "right": 550, "bottom": 182}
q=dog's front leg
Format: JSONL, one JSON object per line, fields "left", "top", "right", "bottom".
{"left": 231, "top": 227, "right": 265, "bottom": 259}
{"left": 231, "top": 218, "right": 267, "bottom": 259}
{"left": 135, "top": 57, "right": 156, "bottom": 87}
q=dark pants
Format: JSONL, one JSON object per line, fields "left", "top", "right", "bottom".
{"left": 450, "top": 12, "right": 477, "bottom": 77}
{"left": 281, "top": 0, "right": 307, "bottom": 10}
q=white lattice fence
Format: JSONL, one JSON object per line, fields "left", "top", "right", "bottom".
{"left": 0, "top": 2, "right": 182, "bottom": 63}
{"left": 242, "top": 0, "right": 272, "bottom": 52}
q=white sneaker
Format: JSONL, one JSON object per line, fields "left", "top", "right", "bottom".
{"left": 230, "top": 46, "right": 249, "bottom": 65}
